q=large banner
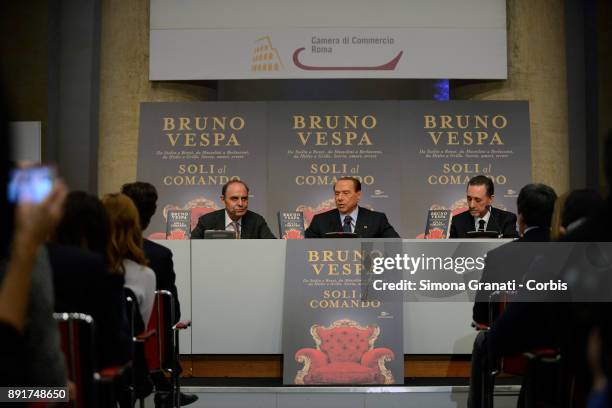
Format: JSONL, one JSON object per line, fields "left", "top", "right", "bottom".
{"left": 137, "top": 101, "right": 531, "bottom": 238}
{"left": 149, "top": 0, "right": 506, "bottom": 80}
{"left": 137, "top": 102, "right": 268, "bottom": 237}
{"left": 281, "top": 240, "right": 404, "bottom": 385}
{"left": 268, "top": 101, "right": 401, "bottom": 229}
{"left": 400, "top": 101, "right": 531, "bottom": 238}
{"left": 150, "top": 28, "right": 506, "bottom": 80}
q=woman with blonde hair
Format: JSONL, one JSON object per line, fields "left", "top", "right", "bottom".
{"left": 102, "top": 193, "right": 156, "bottom": 324}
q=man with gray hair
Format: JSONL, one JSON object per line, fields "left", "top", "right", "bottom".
{"left": 305, "top": 176, "right": 399, "bottom": 238}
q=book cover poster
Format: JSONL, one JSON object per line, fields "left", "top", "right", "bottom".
{"left": 166, "top": 210, "right": 191, "bottom": 240}
{"left": 424, "top": 209, "right": 452, "bottom": 239}
{"left": 400, "top": 101, "right": 532, "bottom": 238}
{"left": 137, "top": 101, "right": 531, "bottom": 239}
{"left": 137, "top": 102, "right": 269, "bottom": 238}
{"left": 282, "top": 240, "right": 404, "bottom": 385}
{"left": 278, "top": 211, "right": 305, "bottom": 239}
{"left": 267, "top": 101, "right": 401, "bottom": 232}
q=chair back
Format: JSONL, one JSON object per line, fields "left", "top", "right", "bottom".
{"left": 54, "top": 312, "right": 97, "bottom": 408}
{"left": 124, "top": 287, "right": 157, "bottom": 402}
{"left": 145, "top": 290, "right": 175, "bottom": 370}
{"left": 487, "top": 290, "right": 514, "bottom": 324}
{"left": 313, "top": 319, "right": 378, "bottom": 363}
{"left": 124, "top": 287, "right": 142, "bottom": 336}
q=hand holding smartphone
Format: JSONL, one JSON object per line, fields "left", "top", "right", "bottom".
{"left": 7, "top": 166, "right": 56, "bottom": 204}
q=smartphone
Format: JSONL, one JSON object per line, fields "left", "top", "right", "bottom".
{"left": 7, "top": 166, "right": 56, "bottom": 204}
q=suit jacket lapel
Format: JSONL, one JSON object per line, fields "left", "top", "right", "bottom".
{"left": 330, "top": 209, "right": 342, "bottom": 233}
{"left": 215, "top": 210, "right": 227, "bottom": 230}
{"left": 486, "top": 208, "right": 500, "bottom": 233}
{"left": 240, "top": 212, "right": 251, "bottom": 239}
{"left": 465, "top": 213, "right": 476, "bottom": 233}
{"left": 354, "top": 207, "right": 367, "bottom": 236}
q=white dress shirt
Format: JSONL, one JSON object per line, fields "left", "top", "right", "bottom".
{"left": 224, "top": 210, "right": 242, "bottom": 237}
{"left": 474, "top": 210, "right": 491, "bottom": 231}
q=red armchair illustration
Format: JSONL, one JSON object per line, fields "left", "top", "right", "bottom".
{"left": 294, "top": 319, "right": 395, "bottom": 384}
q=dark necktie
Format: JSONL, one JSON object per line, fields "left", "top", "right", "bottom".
{"left": 478, "top": 219, "right": 486, "bottom": 232}
{"left": 343, "top": 216, "right": 352, "bottom": 233}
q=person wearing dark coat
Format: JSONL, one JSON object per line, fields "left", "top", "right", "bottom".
{"left": 191, "top": 209, "right": 275, "bottom": 239}
{"left": 553, "top": 134, "right": 612, "bottom": 407}
{"left": 49, "top": 242, "right": 130, "bottom": 368}
{"left": 51, "top": 191, "right": 132, "bottom": 369}
{"left": 450, "top": 175, "right": 519, "bottom": 238}
{"left": 468, "top": 183, "right": 558, "bottom": 408}
{"left": 472, "top": 183, "right": 558, "bottom": 325}
{"left": 190, "top": 180, "right": 275, "bottom": 240}
{"left": 305, "top": 177, "right": 400, "bottom": 238}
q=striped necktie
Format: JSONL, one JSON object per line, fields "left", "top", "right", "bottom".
{"left": 231, "top": 221, "right": 241, "bottom": 239}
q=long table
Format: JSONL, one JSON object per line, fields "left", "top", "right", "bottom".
{"left": 159, "top": 239, "right": 508, "bottom": 355}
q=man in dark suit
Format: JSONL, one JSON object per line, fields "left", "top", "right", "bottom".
{"left": 305, "top": 177, "right": 400, "bottom": 238}
{"left": 472, "top": 183, "right": 557, "bottom": 325}
{"left": 191, "top": 180, "right": 276, "bottom": 239}
{"left": 468, "top": 183, "right": 557, "bottom": 408}
{"left": 450, "top": 175, "right": 519, "bottom": 238}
